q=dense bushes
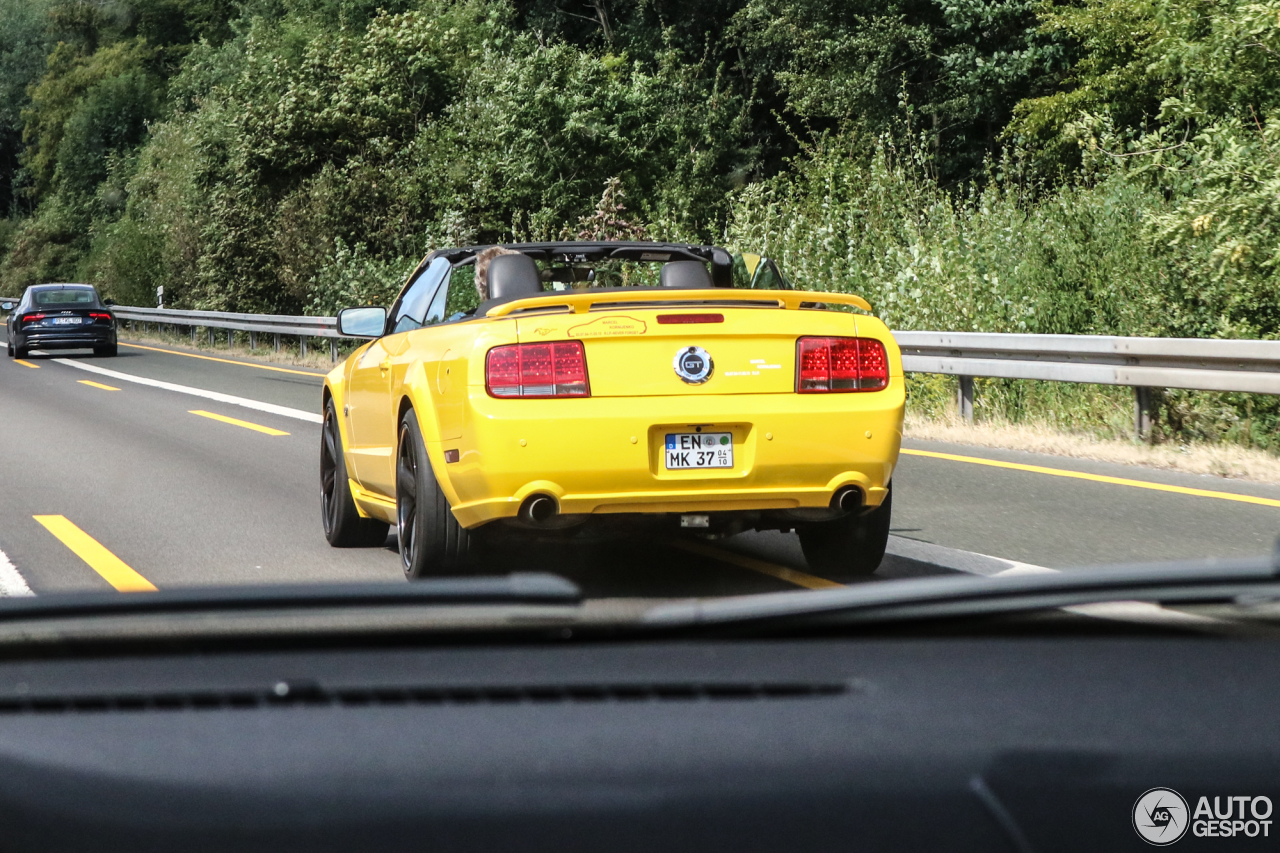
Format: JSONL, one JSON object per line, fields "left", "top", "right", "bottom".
{"left": 3, "top": 0, "right": 1280, "bottom": 446}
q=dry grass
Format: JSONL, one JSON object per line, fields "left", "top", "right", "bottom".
{"left": 118, "top": 328, "right": 348, "bottom": 371}
{"left": 905, "top": 413, "right": 1280, "bottom": 485}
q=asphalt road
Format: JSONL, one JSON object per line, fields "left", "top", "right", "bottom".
{"left": 1, "top": 335, "right": 1277, "bottom": 599}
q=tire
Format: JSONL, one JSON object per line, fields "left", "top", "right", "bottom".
{"left": 13, "top": 343, "right": 27, "bottom": 359}
{"left": 396, "top": 408, "right": 472, "bottom": 579}
{"left": 797, "top": 485, "right": 893, "bottom": 577}
{"left": 6, "top": 338, "right": 12, "bottom": 357}
{"left": 94, "top": 344, "right": 117, "bottom": 357}
{"left": 321, "top": 399, "right": 390, "bottom": 547}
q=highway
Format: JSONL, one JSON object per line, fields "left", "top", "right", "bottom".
{"left": 1, "top": 335, "right": 1278, "bottom": 599}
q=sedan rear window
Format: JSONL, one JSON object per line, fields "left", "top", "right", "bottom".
{"left": 33, "top": 288, "right": 97, "bottom": 306}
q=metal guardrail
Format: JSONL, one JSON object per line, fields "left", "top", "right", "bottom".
{"left": 104, "top": 306, "right": 1280, "bottom": 440}
{"left": 112, "top": 306, "right": 342, "bottom": 361}
{"left": 895, "top": 331, "right": 1280, "bottom": 439}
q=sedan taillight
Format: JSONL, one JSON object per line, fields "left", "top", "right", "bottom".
{"left": 796, "top": 336, "right": 888, "bottom": 392}
{"left": 89, "top": 312, "right": 112, "bottom": 322}
{"left": 22, "top": 313, "right": 46, "bottom": 327}
{"left": 486, "top": 341, "right": 590, "bottom": 398}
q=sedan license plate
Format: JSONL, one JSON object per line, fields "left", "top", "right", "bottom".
{"left": 665, "top": 432, "right": 733, "bottom": 469}
{"left": 52, "top": 317, "right": 81, "bottom": 325}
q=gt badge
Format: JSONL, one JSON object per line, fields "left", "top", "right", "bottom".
{"left": 674, "top": 346, "right": 714, "bottom": 385}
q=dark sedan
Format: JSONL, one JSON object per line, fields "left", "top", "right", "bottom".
{"left": 3, "top": 284, "right": 117, "bottom": 358}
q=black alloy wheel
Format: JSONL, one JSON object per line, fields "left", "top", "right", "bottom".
{"left": 396, "top": 409, "right": 473, "bottom": 579}
{"left": 320, "top": 399, "right": 389, "bottom": 547}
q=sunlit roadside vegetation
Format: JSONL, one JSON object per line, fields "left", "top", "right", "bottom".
{"left": 3, "top": 0, "right": 1280, "bottom": 447}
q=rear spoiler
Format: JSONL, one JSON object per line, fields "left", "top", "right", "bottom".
{"left": 484, "top": 289, "right": 873, "bottom": 318}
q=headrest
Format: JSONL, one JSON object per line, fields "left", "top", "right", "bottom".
{"left": 660, "top": 260, "right": 714, "bottom": 288}
{"left": 487, "top": 253, "right": 542, "bottom": 300}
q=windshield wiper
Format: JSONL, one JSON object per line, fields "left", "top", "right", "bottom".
{"left": 0, "top": 573, "right": 581, "bottom": 622}
{"left": 644, "top": 552, "right": 1280, "bottom": 630}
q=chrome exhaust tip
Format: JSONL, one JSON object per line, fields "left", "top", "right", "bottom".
{"left": 832, "top": 486, "right": 863, "bottom": 513}
{"left": 519, "top": 494, "right": 558, "bottom": 524}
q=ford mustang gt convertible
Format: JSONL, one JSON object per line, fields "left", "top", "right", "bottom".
{"left": 321, "top": 242, "right": 904, "bottom": 578}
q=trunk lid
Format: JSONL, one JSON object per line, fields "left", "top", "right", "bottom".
{"left": 514, "top": 305, "right": 861, "bottom": 397}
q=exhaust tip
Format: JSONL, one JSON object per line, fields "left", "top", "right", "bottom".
{"left": 520, "top": 494, "right": 558, "bottom": 524}
{"left": 832, "top": 486, "right": 863, "bottom": 513}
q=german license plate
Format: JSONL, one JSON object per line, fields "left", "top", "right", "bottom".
{"left": 665, "top": 432, "right": 733, "bottom": 469}
{"left": 52, "top": 317, "right": 80, "bottom": 325}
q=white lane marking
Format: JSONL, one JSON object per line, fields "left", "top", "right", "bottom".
{"left": 888, "top": 537, "right": 1218, "bottom": 626}
{"left": 51, "top": 358, "right": 322, "bottom": 424}
{"left": 0, "top": 545, "right": 34, "bottom": 597}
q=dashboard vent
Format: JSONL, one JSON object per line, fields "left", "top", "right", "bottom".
{"left": 0, "top": 681, "right": 848, "bottom": 714}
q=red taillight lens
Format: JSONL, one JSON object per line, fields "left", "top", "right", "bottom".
{"left": 486, "top": 341, "right": 590, "bottom": 398}
{"left": 89, "top": 312, "right": 112, "bottom": 321}
{"left": 22, "top": 313, "right": 46, "bottom": 326}
{"left": 796, "top": 337, "right": 889, "bottom": 393}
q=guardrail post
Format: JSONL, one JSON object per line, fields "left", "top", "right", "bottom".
{"left": 957, "top": 376, "right": 974, "bottom": 423}
{"left": 249, "top": 331, "right": 257, "bottom": 350}
{"left": 1134, "top": 386, "right": 1155, "bottom": 444}
{"left": 207, "top": 326, "right": 214, "bottom": 347}
{"left": 330, "top": 339, "right": 338, "bottom": 363}
{"left": 300, "top": 335, "right": 307, "bottom": 357}
{"left": 189, "top": 325, "right": 196, "bottom": 344}
{"left": 273, "top": 333, "right": 280, "bottom": 352}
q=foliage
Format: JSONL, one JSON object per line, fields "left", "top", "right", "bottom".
{"left": 2, "top": 0, "right": 1280, "bottom": 447}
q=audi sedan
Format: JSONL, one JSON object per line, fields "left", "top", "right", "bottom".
{"left": 3, "top": 284, "right": 117, "bottom": 358}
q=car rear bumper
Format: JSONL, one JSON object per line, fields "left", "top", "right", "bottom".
{"left": 17, "top": 328, "right": 115, "bottom": 350}
{"left": 432, "top": 383, "right": 905, "bottom": 528}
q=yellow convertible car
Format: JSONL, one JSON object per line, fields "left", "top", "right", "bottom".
{"left": 321, "top": 242, "right": 904, "bottom": 578}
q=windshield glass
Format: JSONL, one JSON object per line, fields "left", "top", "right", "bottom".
{"left": 0, "top": 0, "right": 1275, "bottom": 643}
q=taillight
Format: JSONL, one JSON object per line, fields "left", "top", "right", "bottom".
{"left": 22, "top": 313, "right": 46, "bottom": 327}
{"left": 796, "top": 337, "right": 889, "bottom": 392}
{"left": 486, "top": 341, "right": 590, "bottom": 398}
{"left": 89, "top": 312, "right": 112, "bottom": 321}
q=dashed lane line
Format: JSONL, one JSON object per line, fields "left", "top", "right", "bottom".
{"left": 33, "top": 515, "right": 157, "bottom": 592}
{"left": 0, "top": 546, "right": 34, "bottom": 597}
{"left": 13, "top": 359, "right": 38, "bottom": 368}
{"left": 190, "top": 409, "right": 290, "bottom": 436}
{"left": 120, "top": 342, "right": 327, "bottom": 378}
{"left": 902, "top": 448, "right": 1280, "bottom": 509}
{"left": 51, "top": 358, "right": 322, "bottom": 423}
{"left": 77, "top": 379, "right": 120, "bottom": 391}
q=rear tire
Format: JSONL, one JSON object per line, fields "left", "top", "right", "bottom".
{"left": 94, "top": 344, "right": 117, "bottom": 357}
{"left": 396, "top": 409, "right": 472, "bottom": 579}
{"left": 797, "top": 485, "right": 892, "bottom": 577}
{"left": 321, "top": 399, "right": 389, "bottom": 547}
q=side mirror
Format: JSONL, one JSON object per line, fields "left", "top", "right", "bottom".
{"left": 102, "top": 297, "right": 116, "bottom": 306}
{"left": 337, "top": 306, "right": 387, "bottom": 338}
{"left": 0, "top": 300, "right": 15, "bottom": 312}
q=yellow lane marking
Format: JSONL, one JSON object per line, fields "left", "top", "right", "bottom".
{"left": 33, "top": 515, "right": 157, "bottom": 592}
{"left": 14, "top": 359, "right": 38, "bottom": 368}
{"left": 77, "top": 379, "right": 120, "bottom": 391}
{"left": 673, "top": 539, "right": 842, "bottom": 590}
{"left": 121, "top": 342, "right": 326, "bottom": 378}
{"left": 902, "top": 448, "right": 1280, "bottom": 509}
{"left": 189, "top": 409, "right": 290, "bottom": 436}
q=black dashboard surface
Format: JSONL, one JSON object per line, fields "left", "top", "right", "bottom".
{"left": 0, "top": 636, "right": 1274, "bottom": 852}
